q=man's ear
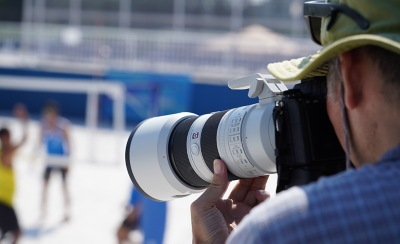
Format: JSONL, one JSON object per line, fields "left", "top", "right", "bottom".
{"left": 338, "top": 50, "right": 364, "bottom": 110}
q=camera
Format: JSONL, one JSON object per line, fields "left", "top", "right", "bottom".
{"left": 125, "top": 74, "right": 346, "bottom": 201}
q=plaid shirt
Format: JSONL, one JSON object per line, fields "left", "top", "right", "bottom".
{"left": 227, "top": 144, "right": 400, "bottom": 243}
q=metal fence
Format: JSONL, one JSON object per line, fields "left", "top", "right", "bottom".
{"left": 0, "top": 22, "right": 319, "bottom": 79}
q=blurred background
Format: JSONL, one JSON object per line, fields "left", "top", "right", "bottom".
{"left": 0, "top": 0, "right": 319, "bottom": 243}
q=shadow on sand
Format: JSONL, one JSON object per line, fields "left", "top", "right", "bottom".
{"left": 22, "top": 221, "right": 66, "bottom": 238}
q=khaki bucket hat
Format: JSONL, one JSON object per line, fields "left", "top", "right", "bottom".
{"left": 267, "top": 0, "right": 400, "bottom": 82}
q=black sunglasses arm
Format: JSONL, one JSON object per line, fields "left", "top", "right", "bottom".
{"left": 304, "top": 1, "right": 369, "bottom": 31}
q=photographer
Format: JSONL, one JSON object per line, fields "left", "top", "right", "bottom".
{"left": 191, "top": 0, "right": 400, "bottom": 243}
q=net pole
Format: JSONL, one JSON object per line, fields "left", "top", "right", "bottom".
{"left": 69, "top": 0, "right": 82, "bottom": 26}
{"left": 173, "top": 0, "right": 185, "bottom": 31}
{"left": 21, "top": 0, "right": 33, "bottom": 54}
{"left": 86, "top": 88, "right": 99, "bottom": 163}
{"left": 112, "top": 86, "right": 125, "bottom": 165}
{"left": 113, "top": 88, "right": 125, "bottom": 132}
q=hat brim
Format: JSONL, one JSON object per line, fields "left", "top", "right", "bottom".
{"left": 267, "top": 34, "right": 400, "bottom": 82}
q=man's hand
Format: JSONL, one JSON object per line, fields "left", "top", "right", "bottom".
{"left": 191, "top": 159, "right": 269, "bottom": 243}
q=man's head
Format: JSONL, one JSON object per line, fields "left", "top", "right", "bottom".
{"left": 0, "top": 128, "right": 10, "bottom": 146}
{"left": 267, "top": 0, "right": 400, "bottom": 167}
{"left": 326, "top": 45, "right": 400, "bottom": 167}
{"left": 42, "top": 100, "right": 60, "bottom": 125}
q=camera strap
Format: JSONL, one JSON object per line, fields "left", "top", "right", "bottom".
{"left": 339, "top": 73, "right": 351, "bottom": 170}
{"left": 273, "top": 105, "right": 288, "bottom": 193}
{"left": 273, "top": 106, "right": 284, "bottom": 157}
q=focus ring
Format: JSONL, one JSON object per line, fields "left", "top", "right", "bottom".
{"left": 201, "top": 110, "right": 240, "bottom": 182}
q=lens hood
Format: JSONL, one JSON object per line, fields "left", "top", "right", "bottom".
{"left": 125, "top": 113, "right": 206, "bottom": 202}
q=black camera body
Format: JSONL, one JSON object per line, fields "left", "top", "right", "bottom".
{"left": 274, "top": 77, "right": 346, "bottom": 192}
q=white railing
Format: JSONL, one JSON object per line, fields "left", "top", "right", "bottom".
{"left": 0, "top": 22, "right": 319, "bottom": 78}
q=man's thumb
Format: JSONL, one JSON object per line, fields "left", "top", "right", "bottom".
{"left": 197, "top": 159, "right": 229, "bottom": 205}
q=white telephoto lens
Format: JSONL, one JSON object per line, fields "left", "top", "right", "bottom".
{"left": 126, "top": 100, "right": 278, "bottom": 201}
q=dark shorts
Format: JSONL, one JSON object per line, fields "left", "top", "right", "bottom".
{"left": 122, "top": 215, "right": 140, "bottom": 231}
{"left": 0, "top": 202, "right": 20, "bottom": 238}
{"left": 44, "top": 166, "right": 68, "bottom": 181}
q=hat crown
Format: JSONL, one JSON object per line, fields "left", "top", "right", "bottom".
{"left": 321, "top": 0, "right": 400, "bottom": 46}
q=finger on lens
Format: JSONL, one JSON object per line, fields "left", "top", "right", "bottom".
{"left": 196, "top": 159, "right": 229, "bottom": 206}
{"left": 241, "top": 176, "right": 269, "bottom": 205}
{"left": 229, "top": 175, "right": 269, "bottom": 203}
{"left": 255, "top": 190, "right": 270, "bottom": 202}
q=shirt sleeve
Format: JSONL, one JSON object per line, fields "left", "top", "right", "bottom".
{"left": 226, "top": 214, "right": 259, "bottom": 243}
